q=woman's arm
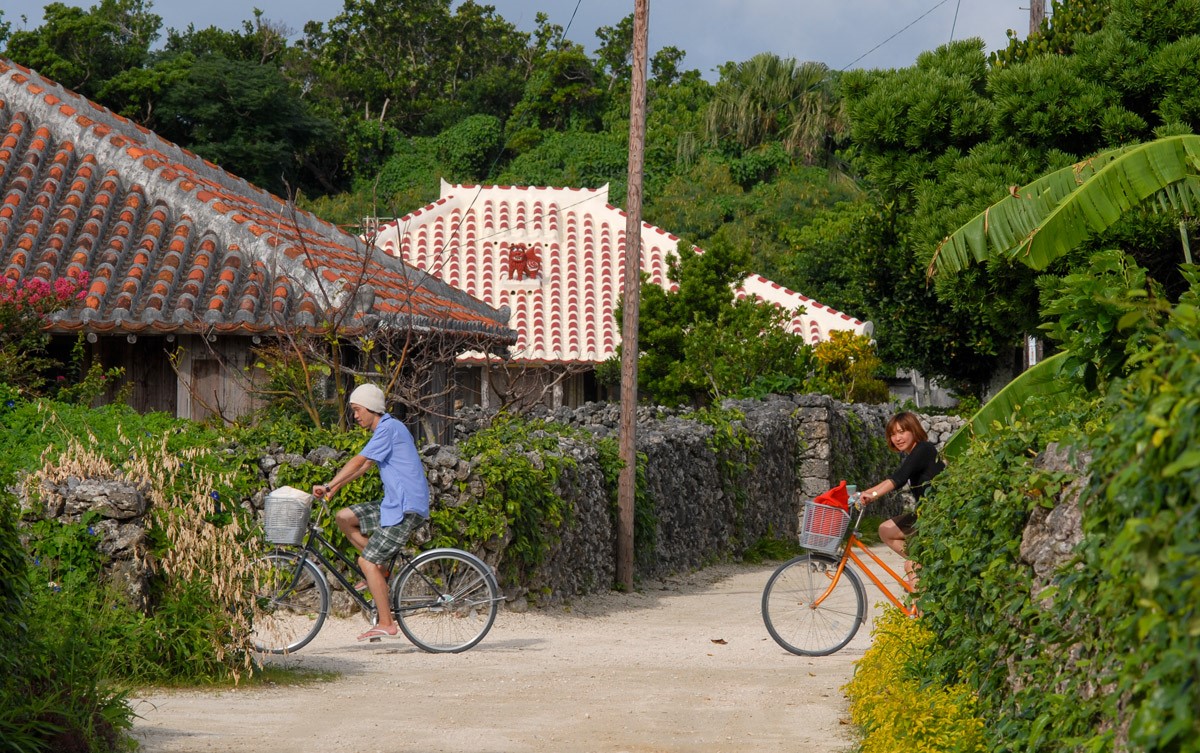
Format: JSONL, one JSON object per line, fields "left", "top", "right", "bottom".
{"left": 861, "top": 478, "right": 896, "bottom": 504}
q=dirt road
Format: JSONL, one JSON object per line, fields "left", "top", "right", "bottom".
{"left": 132, "top": 553, "right": 899, "bottom": 753}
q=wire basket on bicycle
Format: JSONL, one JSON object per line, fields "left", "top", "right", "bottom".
{"left": 263, "top": 486, "right": 313, "bottom": 545}
{"left": 799, "top": 498, "right": 850, "bottom": 554}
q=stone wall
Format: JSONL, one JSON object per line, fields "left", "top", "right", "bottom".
{"left": 26, "top": 395, "right": 964, "bottom": 609}
{"left": 435, "top": 395, "right": 963, "bottom": 604}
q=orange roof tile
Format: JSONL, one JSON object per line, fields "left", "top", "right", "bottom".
{"left": 0, "top": 59, "right": 514, "bottom": 344}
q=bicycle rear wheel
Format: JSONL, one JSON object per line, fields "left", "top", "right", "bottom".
{"left": 250, "top": 552, "right": 329, "bottom": 654}
{"left": 762, "top": 552, "right": 866, "bottom": 656}
{"left": 392, "top": 549, "right": 499, "bottom": 653}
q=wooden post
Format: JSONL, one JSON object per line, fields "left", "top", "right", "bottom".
{"left": 617, "top": 0, "right": 649, "bottom": 592}
{"left": 1030, "top": 0, "right": 1046, "bottom": 35}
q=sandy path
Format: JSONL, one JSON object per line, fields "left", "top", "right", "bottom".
{"left": 132, "top": 551, "right": 902, "bottom": 753}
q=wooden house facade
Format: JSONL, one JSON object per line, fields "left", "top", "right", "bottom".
{"left": 0, "top": 59, "right": 515, "bottom": 425}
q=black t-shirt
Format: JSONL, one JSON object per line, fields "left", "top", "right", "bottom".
{"left": 888, "top": 440, "right": 945, "bottom": 503}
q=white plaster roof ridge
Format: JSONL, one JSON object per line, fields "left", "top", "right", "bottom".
{"left": 738, "top": 273, "right": 868, "bottom": 327}
{"left": 382, "top": 180, "right": 612, "bottom": 232}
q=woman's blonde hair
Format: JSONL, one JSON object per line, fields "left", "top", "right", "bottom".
{"left": 885, "top": 411, "right": 928, "bottom": 451}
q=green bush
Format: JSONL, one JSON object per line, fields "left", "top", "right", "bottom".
{"left": 448, "top": 414, "right": 579, "bottom": 582}
{"left": 846, "top": 607, "right": 985, "bottom": 753}
{"left": 1, "top": 489, "right": 134, "bottom": 753}
{"left": 872, "top": 265, "right": 1200, "bottom": 751}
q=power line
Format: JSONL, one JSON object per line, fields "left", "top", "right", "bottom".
{"left": 839, "top": 0, "right": 953, "bottom": 71}
{"left": 950, "top": 0, "right": 963, "bottom": 42}
{"left": 559, "top": 0, "right": 585, "bottom": 48}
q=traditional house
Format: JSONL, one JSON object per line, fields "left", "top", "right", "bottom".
{"left": 372, "top": 181, "right": 872, "bottom": 408}
{"left": 0, "top": 60, "right": 514, "bottom": 425}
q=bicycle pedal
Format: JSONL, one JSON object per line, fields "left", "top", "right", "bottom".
{"left": 369, "top": 636, "right": 382, "bottom": 643}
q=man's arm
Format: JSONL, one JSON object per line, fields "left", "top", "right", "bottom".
{"left": 313, "top": 454, "right": 374, "bottom": 499}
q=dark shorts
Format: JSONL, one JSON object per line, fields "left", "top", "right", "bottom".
{"left": 890, "top": 511, "right": 918, "bottom": 536}
{"left": 347, "top": 502, "right": 424, "bottom": 566}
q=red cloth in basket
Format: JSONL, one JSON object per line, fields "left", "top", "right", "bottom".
{"left": 814, "top": 480, "right": 850, "bottom": 511}
{"left": 808, "top": 481, "right": 850, "bottom": 537}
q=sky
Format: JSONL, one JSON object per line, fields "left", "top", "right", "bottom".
{"left": 2, "top": 0, "right": 1034, "bottom": 76}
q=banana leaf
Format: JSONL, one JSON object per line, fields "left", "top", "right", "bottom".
{"left": 942, "top": 351, "right": 1070, "bottom": 461}
{"left": 930, "top": 135, "right": 1200, "bottom": 277}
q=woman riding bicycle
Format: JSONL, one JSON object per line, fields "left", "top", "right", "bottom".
{"left": 313, "top": 383, "right": 429, "bottom": 641}
{"left": 858, "top": 411, "right": 945, "bottom": 583}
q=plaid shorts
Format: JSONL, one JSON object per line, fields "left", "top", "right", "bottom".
{"left": 347, "top": 502, "right": 424, "bottom": 566}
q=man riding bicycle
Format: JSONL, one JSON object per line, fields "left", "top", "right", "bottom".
{"left": 312, "top": 383, "right": 430, "bottom": 641}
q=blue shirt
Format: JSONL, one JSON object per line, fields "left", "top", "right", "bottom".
{"left": 360, "top": 413, "right": 430, "bottom": 526}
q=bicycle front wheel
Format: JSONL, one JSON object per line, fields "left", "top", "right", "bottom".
{"left": 393, "top": 549, "right": 499, "bottom": 653}
{"left": 762, "top": 552, "right": 866, "bottom": 656}
{"left": 250, "top": 552, "right": 329, "bottom": 654}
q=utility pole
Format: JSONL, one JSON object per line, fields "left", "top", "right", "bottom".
{"left": 1029, "top": 0, "right": 1046, "bottom": 35}
{"left": 617, "top": 0, "right": 649, "bottom": 592}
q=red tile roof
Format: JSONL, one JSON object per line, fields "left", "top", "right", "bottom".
{"left": 372, "top": 182, "right": 871, "bottom": 364}
{"left": 0, "top": 59, "right": 514, "bottom": 342}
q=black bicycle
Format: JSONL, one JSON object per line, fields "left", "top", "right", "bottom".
{"left": 249, "top": 495, "right": 501, "bottom": 655}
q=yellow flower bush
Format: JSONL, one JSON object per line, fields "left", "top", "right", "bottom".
{"left": 845, "top": 607, "right": 985, "bottom": 753}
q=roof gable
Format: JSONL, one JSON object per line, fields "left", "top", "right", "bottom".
{"left": 0, "top": 59, "right": 513, "bottom": 343}
{"left": 373, "top": 181, "right": 871, "bottom": 364}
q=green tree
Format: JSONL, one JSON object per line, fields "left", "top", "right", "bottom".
{"left": 435, "top": 114, "right": 503, "bottom": 182}
{"left": 810, "top": 330, "right": 890, "bottom": 404}
{"left": 594, "top": 14, "right": 634, "bottom": 91}
{"left": 505, "top": 45, "right": 607, "bottom": 140}
{"left": 705, "top": 53, "right": 847, "bottom": 165}
{"left": 836, "top": 2, "right": 1200, "bottom": 394}
{"left": 625, "top": 238, "right": 814, "bottom": 407}
{"left": 934, "top": 135, "right": 1200, "bottom": 456}
{"left": 777, "top": 198, "right": 885, "bottom": 324}
{"left": 647, "top": 156, "right": 744, "bottom": 241}
{"left": 991, "top": 0, "right": 1110, "bottom": 67}
{"left": 498, "top": 130, "right": 628, "bottom": 203}
{"left": 147, "top": 53, "right": 330, "bottom": 195}
{"left": 2, "top": 0, "right": 160, "bottom": 99}
{"left": 840, "top": 39, "right": 993, "bottom": 206}
{"left": 163, "top": 9, "right": 293, "bottom": 65}
{"left": 300, "top": 0, "right": 528, "bottom": 134}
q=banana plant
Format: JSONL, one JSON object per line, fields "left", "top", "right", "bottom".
{"left": 930, "top": 135, "right": 1200, "bottom": 276}
{"left": 940, "top": 352, "right": 1070, "bottom": 459}
{"left": 933, "top": 135, "right": 1200, "bottom": 459}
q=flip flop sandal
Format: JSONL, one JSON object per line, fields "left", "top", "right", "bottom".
{"left": 357, "top": 624, "right": 399, "bottom": 641}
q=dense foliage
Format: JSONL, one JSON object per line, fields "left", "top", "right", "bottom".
{"left": 847, "top": 248, "right": 1200, "bottom": 751}
{"left": 845, "top": 607, "right": 985, "bottom": 753}
{"left": 0, "top": 398, "right": 253, "bottom": 752}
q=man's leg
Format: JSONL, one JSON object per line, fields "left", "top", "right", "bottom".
{"left": 356, "top": 513, "right": 421, "bottom": 640}
{"left": 359, "top": 557, "right": 395, "bottom": 630}
{"left": 336, "top": 507, "right": 369, "bottom": 552}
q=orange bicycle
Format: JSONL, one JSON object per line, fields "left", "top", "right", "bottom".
{"left": 762, "top": 496, "right": 917, "bottom": 655}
